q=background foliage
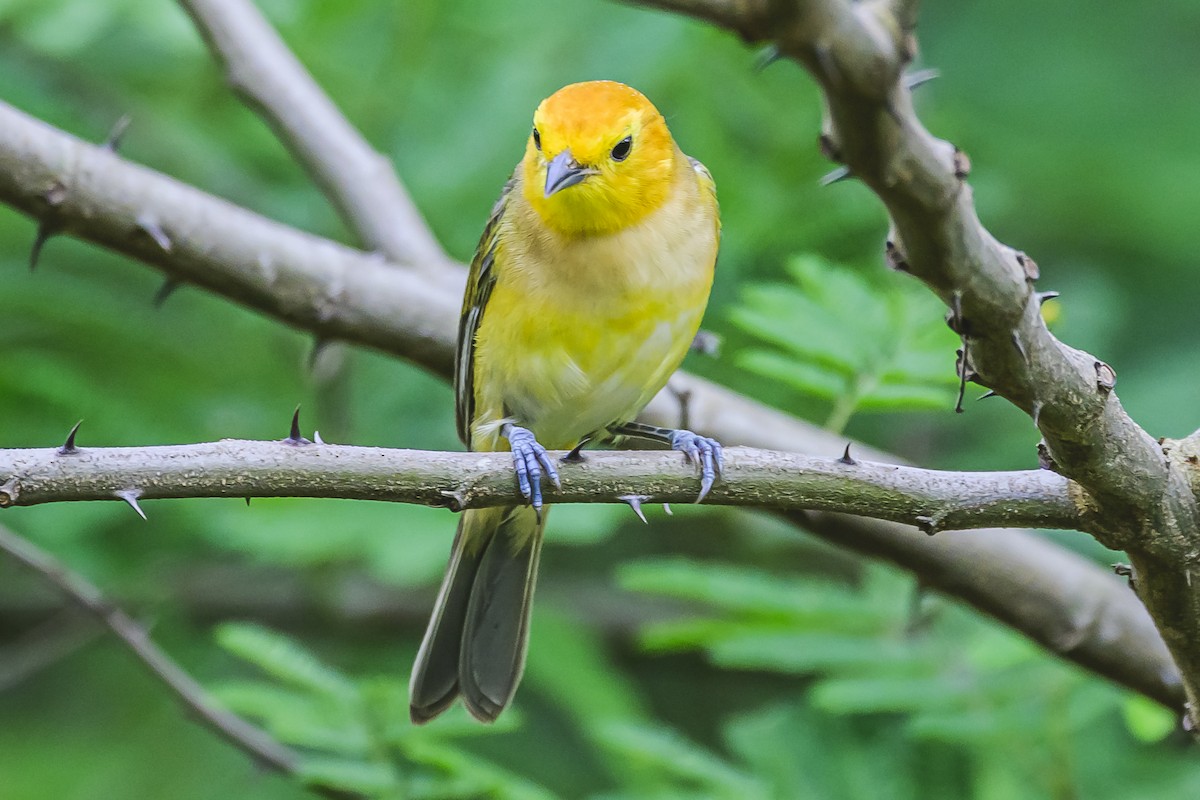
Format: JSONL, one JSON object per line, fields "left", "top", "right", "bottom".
{"left": 2, "top": 0, "right": 1200, "bottom": 797}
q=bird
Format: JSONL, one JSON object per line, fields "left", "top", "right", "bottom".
{"left": 409, "top": 80, "right": 723, "bottom": 724}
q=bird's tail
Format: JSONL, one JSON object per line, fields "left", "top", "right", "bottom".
{"left": 409, "top": 505, "right": 545, "bottom": 724}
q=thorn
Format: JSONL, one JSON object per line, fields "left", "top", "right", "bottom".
{"left": 946, "top": 290, "right": 972, "bottom": 335}
{"left": 1031, "top": 401, "right": 1043, "bottom": 427}
{"left": 904, "top": 68, "right": 940, "bottom": 91}
{"left": 819, "top": 166, "right": 853, "bottom": 186}
{"left": 663, "top": 503, "right": 673, "bottom": 516}
{"left": 102, "top": 114, "right": 132, "bottom": 152}
{"left": 914, "top": 515, "right": 939, "bottom": 536}
{"left": 818, "top": 133, "right": 842, "bottom": 163}
{"left": 562, "top": 437, "right": 591, "bottom": 463}
{"left": 1010, "top": 330, "right": 1028, "bottom": 363}
{"left": 439, "top": 488, "right": 467, "bottom": 512}
{"left": 0, "top": 476, "right": 19, "bottom": 508}
{"left": 29, "top": 220, "right": 61, "bottom": 271}
{"left": 58, "top": 420, "right": 83, "bottom": 455}
{"left": 1036, "top": 291, "right": 1060, "bottom": 305}
{"left": 838, "top": 443, "right": 857, "bottom": 466}
{"left": 884, "top": 239, "right": 909, "bottom": 272}
{"left": 282, "top": 406, "right": 310, "bottom": 446}
{"left": 313, "top": 430, "right": 325, "bottom": 445}
{"left": 307, "top": 337, "right": 330, "bottom": 372}
{"left": 115, "top": 488, "right": 147, "bottom": 520}
{"left": 952, "top": 147, "right": 971, "bottom": 179}
{"left": 753, "top": 44, "right": 782, "bottom": 72}
{"left": 1037, "top": 441, "right": 1057, "bottom": 471}
{"left": 1094, "top": 361, "right": 1117, "bottom": 393}
{"left": 245, "top": 497, "right": 251, "bottom": 506}
{"left": 690, "top": 330, "right": 721, "bottom": 357}
{"left": 153, "top": 278, "right": 181, "bottom": 308}
{"left": 977, "top": 390, "right": 997, "bottom": 400}
{"left": 619, "top": 495, "right": 650, "bottom": 524}
{"left": 1016, "top": 251, "right": 1039, "bottom": 282}
{"left": 1112, "top": 562, "right": 1137, "bottom": 592}
{"left": 135, "top": 212, "right": 172, "bottom": 252}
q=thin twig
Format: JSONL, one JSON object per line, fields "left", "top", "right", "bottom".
{"left": 0, "top": 525, "right": 309, "bottom": 780}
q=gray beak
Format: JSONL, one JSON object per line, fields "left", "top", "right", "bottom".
{"left": 544, "top": 149, "right": 593, "bottom": 197}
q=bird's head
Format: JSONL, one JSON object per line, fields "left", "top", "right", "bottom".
{"left": 522, "top": 81, "right": 677, "bottom": 236}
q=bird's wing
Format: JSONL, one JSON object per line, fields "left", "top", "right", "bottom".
{"left": 455, "top": 170, "right": 516, "bottom": 446}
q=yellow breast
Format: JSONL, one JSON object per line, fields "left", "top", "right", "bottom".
{"left": 470, "top": 155, "right": 718, "bottom": 450}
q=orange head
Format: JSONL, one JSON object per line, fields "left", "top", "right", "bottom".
{"left": 521, "top": 81, "right": 677, "bottom": 236}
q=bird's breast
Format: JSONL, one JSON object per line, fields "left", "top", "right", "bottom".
{"left": 471, "top": 182, "right": 717, "bottom": 449}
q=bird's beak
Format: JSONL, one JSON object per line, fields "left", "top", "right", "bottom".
{"left": 544, "top": 149, "right": 594, "bottom": 197}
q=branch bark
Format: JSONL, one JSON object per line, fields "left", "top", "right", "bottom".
{"left": 0, "top": 440, "right": 1082, "bottom": 533}
{"left": 623, "top": 0, "right": 1200, "bottom": 719}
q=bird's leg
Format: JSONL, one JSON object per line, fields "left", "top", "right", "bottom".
{"left": 501, "top": 423, "right": 561, "bottom": 514}
{"left": 608, "top": 421, "right": 724, "bottom": 502}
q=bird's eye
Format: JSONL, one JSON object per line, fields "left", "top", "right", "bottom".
{"left": 611, "top": 135, "right": 632, "bottom": 162}
{"left": 532, "top": 127, "right": 542, "bottom": 151}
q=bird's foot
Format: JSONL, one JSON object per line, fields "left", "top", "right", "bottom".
{"left": 669, "top": 429, "right": 724, "bottom": 503}
{"left": 503, "top": 424, "right": 561, "bottom": 514}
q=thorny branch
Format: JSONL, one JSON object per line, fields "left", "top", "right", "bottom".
{"left": 0, "top": 437, "right": 1082, "bottom": 533}
{"left": 623, "top": 0, "right": 1200, "bottom": 722}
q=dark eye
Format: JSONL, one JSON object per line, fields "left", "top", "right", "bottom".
{"left": 611, "top": 135, "right": 632, "bottom": 162}
{"left": 532, "top": 127, "right": 542, "bottom": 151}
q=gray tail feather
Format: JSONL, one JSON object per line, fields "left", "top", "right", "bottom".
{"left": 409, "top": 506, "right": 544, "bottom": 724}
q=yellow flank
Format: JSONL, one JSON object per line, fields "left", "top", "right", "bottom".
{"left": 458, "top": 80, "right": 720, "bottom": 452}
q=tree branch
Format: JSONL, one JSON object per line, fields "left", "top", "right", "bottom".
{"left": 0, "top": 99, "right": 458, "bottom": 375}
{"left": 0, "top": 440, "right": 1081, "bottom": 533}
{"left": 0, "top": 524, "right": 359, "bottom": 797}
{"left": 176, "top": 0, "right": 451, "bottom": 276}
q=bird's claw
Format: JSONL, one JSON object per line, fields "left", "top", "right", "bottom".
{"left": 505, "top": 425, "right": 560, "bottom": 513}
{"left": 670, "top": 429, "right": 724, "bottom": 503}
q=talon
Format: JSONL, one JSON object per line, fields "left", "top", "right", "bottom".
{"left": 668, "top": 429, "right": 724, "bottom": 503}
{"left": 504, "top": 424, "right": 556, "bottom": 510}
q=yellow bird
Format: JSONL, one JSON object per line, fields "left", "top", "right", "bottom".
{"left": 410, "top": 80, "right": 722, "bottom": 723}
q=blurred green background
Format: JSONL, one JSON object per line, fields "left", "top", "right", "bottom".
{"left": 2, "top": 0, "right": 1200, "bottom": 797}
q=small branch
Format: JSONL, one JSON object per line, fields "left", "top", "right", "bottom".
{"left": 177, "top": 0, "right": 450, "bottom": 276}
{"left": 0, "top": 440, "right": 1081, "bottom": 532}
{"left": 0, "top": 99, "right": 459, "bottom": 376}
{"left": 0, "top": 524, "right": 326, "bottom": 791}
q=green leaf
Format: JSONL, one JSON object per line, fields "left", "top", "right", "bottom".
{"left": 214, "top": 622, "right": 356, "bottom": 700}
{"left": 737, "top": 350, "right": 848, "bottom": 399}
{"left": 810, "top": 674, "right": 972, "bottom": 715}
{"left": 593, "top": 722, "right": 768, "bottom": 800}
{"left": 299, "top": 757, "right": 399, "bottom": 796}
{"left": 618, "top": 558, "right": 890, "bottom": 630}
{"left": 730, "top": 253, "right": 959, "bottom": 421}
{"left": 710, "top": 632, "right": 931, "bottom": 675}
